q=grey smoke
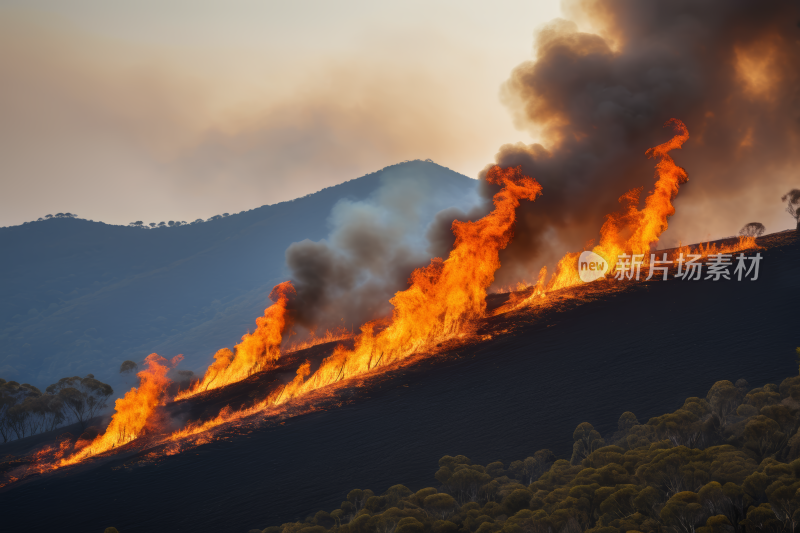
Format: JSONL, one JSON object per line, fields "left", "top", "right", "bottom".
{"left": 482, "top": 0, "right": 800, "bottom": 286}
{"left": 285, "top": 171, "right": 482, "bottom": 330}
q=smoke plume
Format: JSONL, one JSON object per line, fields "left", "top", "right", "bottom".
{"left": 285, "top": 171, "right": 481, "bottom": 330}
{"left": 482, "top": 0, "right": 800, "bottom": 285}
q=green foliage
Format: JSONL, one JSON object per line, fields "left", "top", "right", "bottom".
{"left": 255, "top": 371, "right": 800, "bottom": 533}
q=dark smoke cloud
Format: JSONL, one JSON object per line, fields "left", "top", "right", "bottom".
{"left": 425, "top": 204, "right": 492, "bottom": 259}
{"left": 483, "top": 0, "right": 800, "bottom": 286}
{"left": 285, "top": 172, "right": 480, "bottom": 330}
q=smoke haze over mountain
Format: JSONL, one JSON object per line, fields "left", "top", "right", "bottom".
{"left": 286, "top": 172, "right": 481, "bottom": 329}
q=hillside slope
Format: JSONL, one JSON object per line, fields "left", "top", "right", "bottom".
{"left": 1, "top": 232, "right": 797, "bottom": 533}
{"left": 0, "top": 161, "right": 477, "bottom": 385}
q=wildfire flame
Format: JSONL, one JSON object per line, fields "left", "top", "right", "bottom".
{"left": 176, "top": 281, "right": 295, "bottom": 399}
{"left": 546, "top": 119, "right": 690, "bottom": 291}
{"left": 5, "top": 119, "right": 765, "bottom": 484}
{"left": 256, "top": 166, "right": 541, "bottom": 405}
{"left": 284, "top": 326, "right": 353, "bottom": 354}
{"left": 501, "top": 119, "right": 759, "bottom": 313}
{"left": 60, "top": 353, "right": 181, "bottom": 466}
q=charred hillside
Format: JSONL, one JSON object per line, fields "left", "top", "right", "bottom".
{"left": 1, "top": 232, "right": 797, "bottom": 533}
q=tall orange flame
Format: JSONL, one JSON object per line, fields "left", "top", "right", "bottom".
{"left": 545, "top": 119, "right": 690, "bottom": 292}
{"left": 266, "top": 166, "right": 542, "bottom": 404}
{"left": 60, "top": 353, "right": 179, "bottom": 466}
{"left": 177, "top": 281, "right": 295, "bottom": 399}
{"left": 7, "top": 119, "right": 766, "bottom": 483}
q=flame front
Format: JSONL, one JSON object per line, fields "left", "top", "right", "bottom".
{"left": 7, "top": 119, "right": 764, "bottom": 483}
{"left": 546, "top": 119, "right": 690, "bottom": 291}
{"left": 60, "top": 353, "right": 178, "bottom": 466}
{"left": 177, "top": 281, "right": 295, "bottom": 399}
{"left": 264, "top": 167, "right": 542, "bottom": 404}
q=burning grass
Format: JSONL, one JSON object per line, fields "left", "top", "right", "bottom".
{"left": 0, "top": 119, "right": 774, "bottom": 487}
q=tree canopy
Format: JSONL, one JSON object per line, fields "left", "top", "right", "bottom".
{"left": 251, "top": 365, "right": 800, "bottom": 533}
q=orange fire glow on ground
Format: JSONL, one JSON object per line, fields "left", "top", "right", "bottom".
{"left": 1, "top": 119, "right": 765, "bottom": 485}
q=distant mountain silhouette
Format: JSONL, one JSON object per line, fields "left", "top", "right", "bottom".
{"left": 0, "top": 161, "right": 477, "bottom": 386}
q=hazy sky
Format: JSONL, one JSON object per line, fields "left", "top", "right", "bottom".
{"left": 0, "top": 0, "right": 563, "bottom": 227}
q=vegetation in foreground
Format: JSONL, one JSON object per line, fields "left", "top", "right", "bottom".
{"left": 250, "top": 350, "right": 800, "bottom": 533}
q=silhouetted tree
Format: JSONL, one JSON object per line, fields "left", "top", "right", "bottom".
{"left": 149, "top": 222, "right": 156, "bottom": 228}
{"left": 46, "top": 375, "right": 113, "bottom": 430}
{"left": 739, "top": 222, "right": 765, "bottom": 237}
{"left": 129, "top": 221, "right": 144, "bottom": 227}
{"left": 119, "top": 360, "right": 138, "bottom": 374}
{"left": 783, "top": 189, "right": 800, "bottom": 230}
{"left": 0, "top": 380, "right": 42, "bottom": 442}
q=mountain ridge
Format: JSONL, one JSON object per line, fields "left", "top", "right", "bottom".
{"left": 0, "top": 160, "right": 478, "bottom": 386}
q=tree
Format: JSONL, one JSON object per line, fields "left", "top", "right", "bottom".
{"left": 509, "top": 450, "right": 555, "bottom": 484}
{"left": 743, "top": 415, "right": 786, "bottom": 460}
{"left": 149, "top": 222, "right": 156, "bottom": 228}
{"left": 707, "top": 380, "right": 741, "bottom": 427}
{"left": 45, "top": 214, "right": 53, "bottom": 219}
{"left": 120, "top": 360, "right": 138, "bottom": 374}
{"left": 783, "top": 190, "right": 800, "bottom": 230}
{"left": 0, "top": 380, "right": 43, "bottom": 442}
{"left": 129, "top": 221, "right": 144, "bottom": 227}
{"left": 618, "top": 411, "right": 639, "bottom": 431}
{"left": 660, "top": 491, "right": 706, "bottom": 533}
{"left": 424, "top": 493, "right": 458, "bottom": 519}
{"left": 46, "top": 375, "right": 113, "bottom": 430}
{"left": 739, "top": 223, "right": 765, "bottom": 238}
{"left": 503, "top": 488, "right": 534, "bottom": 515}
{"left": 570, "top": 422, "right": 604, "bottom": 464}
{"left": 23, "top": 393, "right": 65, "bottom": 435}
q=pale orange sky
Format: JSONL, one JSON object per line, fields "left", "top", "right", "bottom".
{"left": 1, "top": 1, "right": 797, "bottom": 244}
{"left": 0, "top": 0, "right": 563, "bottom": 227}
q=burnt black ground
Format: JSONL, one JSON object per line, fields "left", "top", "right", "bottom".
{"left": 1, "top": 233, "right": 798, "bottom": 533}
